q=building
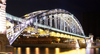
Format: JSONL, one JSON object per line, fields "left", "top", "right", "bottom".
{"left": 0, "top": 0, "right": 13, "bottom": 52}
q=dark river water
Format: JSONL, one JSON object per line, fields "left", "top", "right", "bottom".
{"left": 13, "top": 47, "right": 100, "bottom": 54}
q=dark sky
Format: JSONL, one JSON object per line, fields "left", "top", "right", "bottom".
{"left": 6, "top": 0, "right": 100, "bottom": 39}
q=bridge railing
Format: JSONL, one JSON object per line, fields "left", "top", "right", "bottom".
{"left": 6, "top": 16, "right": 33, "bottom": 45}
{"left": 6, "top": 13, "right": 25, "bottom": 22}
{"left": 7, "top": 23, "right": 28, "bottom": 45}
{"left": 6, "top": 14, "right": 29, "bottom": 45}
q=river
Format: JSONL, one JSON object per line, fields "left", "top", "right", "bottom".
{"left": 13, "top": 47, "right": 100, "bottom": 54}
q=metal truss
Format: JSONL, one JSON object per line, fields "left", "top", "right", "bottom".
{"left": 6, "top": 9, "right": 85, "bottom": 45}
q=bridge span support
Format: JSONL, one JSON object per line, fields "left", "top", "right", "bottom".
{"left": 0, "top": 34, "right": 14, "bottom": 52}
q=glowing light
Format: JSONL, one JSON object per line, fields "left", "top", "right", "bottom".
{"left": 26, "top": 47, "right": 30, "bottom": 54}
{"left": 86, "top": 40, "right": 91, "bottom": 48}
{"left": 10, "top": 52, "right": 13, "bottom": 54}
{"left": 45, "top": 48, "right": 49, "bottom": 54}
{"left": 27, "top": 36, "right": 29, "bottom": 38}
{"left": 31, "top": 33, "right": 35, "bottom": 34}
{"left": 57, "top": 33, "right": 59, "bottom": 34}
{"left": 95, "top": 48, "right": 99, "bottom": 54}
{"left": 86, "top": 48, "right": 94, "bottom": 54}
{"left": 87, "top": 43, "right": 91, "bottom": 48}
{"left": 43, "top": 16, "right": 46, "bottom": 19}
{"left": 27, "top": 31, "right": 30, "bottom": 33}
{"left": 55, "top": 48, "right": 60, "bottom": 54}
{"left": 75, "top": 39, "right": 80, "bottom": 48}
{"left": 35, "top": 47, "right": 39, "bottom": 54}
{"left": 14, "top": 47, "right": 16, "bottom": 54}
{"left": 6, "top": 8, "right": 86, "bottom": 46}
{"left": 60, "top": 48, "right": 86, "bottom": 54}
{"left": 82, "top": 40, "right": 85, "bottom": 43}
{"left": 18, "top": 37, "right": 20, "bottom": 38}
{"left": 18, "top": 47, "right": 21, "bottom": 54}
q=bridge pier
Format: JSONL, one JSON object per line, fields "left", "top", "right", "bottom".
{"left": 78, "top": 40, "right": 86, "bottom": 48}
{"left": 0, "top": 34, "right": 14, "bottom": 52}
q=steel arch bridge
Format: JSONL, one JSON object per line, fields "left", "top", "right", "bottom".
{"left": 6, "top": 9, "right": 85, "bottom": 45}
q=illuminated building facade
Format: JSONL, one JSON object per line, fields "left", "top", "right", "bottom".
{"left": 0, "top": 0, "right": 6, "bottom": 34}
{"left": 0, "top": 0, "right": 7, "bottom": 51}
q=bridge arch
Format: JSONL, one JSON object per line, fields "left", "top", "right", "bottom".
{"left": 24, "top": 9, "right": 85, "bottom": 36}
{"left": 6, "top": 9, "right": 85, "bottom": 45}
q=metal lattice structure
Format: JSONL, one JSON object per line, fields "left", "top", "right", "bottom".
{"left": 6, "top": 9, "right": 85, "bottom": 45}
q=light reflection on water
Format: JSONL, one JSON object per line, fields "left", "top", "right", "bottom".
{"left": 60, "top": 48, "right": 86, "bottom": 54}
{"left": 15, "top": 47, "right": 100, "bottom": 54}
{"left": 55, "top": 48, "right": 60, "bottom": 54}
{"left": 18, "top": 47, "right": 21, "bottom": 54}
{"left": 35, "top": 47, "right": 39, "bottom": 54}
{"left": 45, "top": 48, "right": 49, "bottom": 54}
{"left": 26, "top": 47, "right": 30, "bottom": 54}
{"left": 95, "top": 48, "right": 99, "bottom": 54}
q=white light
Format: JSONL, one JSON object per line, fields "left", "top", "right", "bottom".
{"left": 26, "top": 20, "right": 30, "bottom": 24}
{"left": 76, "top": 40, "right": 80, "bottom": 48}
{"left": 23, "top": 34, "right": 31, "bottom": 36}
{"left": 43, "top": 16, "right": 46, "bottom": 20}
{"left": 82, "top": 41, "right": 85, "bottom": 43}
{"left": 27, "top": 31, "right": 30, "bottom": 33}
{"left": 86, "top": 40, "right": 91, "bottom": 48}
{"left": 31, "top": 33, "right": 35, "bottom": 34}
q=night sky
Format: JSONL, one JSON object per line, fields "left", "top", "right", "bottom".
{"left": 6, "top": 0, "right": 100, "bottom": 39}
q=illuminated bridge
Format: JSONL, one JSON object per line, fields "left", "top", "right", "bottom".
{"left": 6, "top": 9, "right": 86, "bottom": 45}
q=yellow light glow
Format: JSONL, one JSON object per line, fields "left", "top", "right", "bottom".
{"left": 26, "top": 47, "right": 30, "bottom": 54}
{"left": 55, "top": 48, "right": 60, "bottom": 54}
{"left": 45, "top": 48, "right": 49, "bottom": 54}
{"left": 27, "top": 36, "right": 29, "bottom": 38}
{"left": 35, "top": 47, "right": 39, "bottom": 54}
{"left": 95, "top": 48, "right": 99, "bottom": 54}
{"left": 56, "top": 33, "right": 60, "bottom": 37}
{"left": 23, "top": 26, "right": 34, "bottom": 32}
{"left": 67, "top": 35, "right": 70, "bottom": 38}
{"left": 18, "top": 37, "right": 20, "bottom": 38}
{"left": 38, "top": 29, "right": 46, "bottom": 35}
{"left": 18, "top": 47, "right": 21, "bottom": 54}
{"left": 50, "top": 31, "right": 56, "bottom": 37}
{"left": 39, "top": 29, "right": 43, "bottom": 31}
{"left": 59, "top": 49, "right": 86, "bottom": 54}
{"left": 14, "top": 47, "right": 16, "bottom": 54}
{"left": 57, "top": 33, "right": 59, "bottom": 34}
{"left": 24, "top": 14, "right": 28, "bottom": 16}
{"left": 61, "top": 33, "right": 65, "bottom": 37}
